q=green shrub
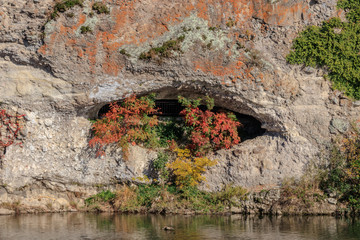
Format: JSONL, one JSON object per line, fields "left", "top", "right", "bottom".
{"left": 92, "top": 2, "right": 110, "bottom": 14}
{"left": 50, "top": 0, "right": 83, "bottom": 19}
{"left": 226, "top": 18, "right": 236, "bottom": 27}
{"left": 136, "top": 184, "right": 162, "bottom": 207}
{"left": 119, "top": 49, "right": 130, "bottom": 57}
{"left": 287, "top": 1, "right": 360, "bottom": 99}
{"left": 153, "top": 151, "right": 170, "bottom": 182}
{"left": 85, "top": 183, "right": 249, "bottom": 213}
{"left": 174, "top": 186, "right": 221, "bottom": 212}
{"left": 214, "top": 184, "right": 248, "bottom": 207}
{"left": 80, "top": 25, "right": 92, "bottom": 34}
{"left": 85, "top": 190, "right": 116, "bottom": 205}
{"left": 155, "top": 120, "right": 184, "bottom": 147}
{"left": 337, "top": 0, "right": 360, "bottom": 23}
{"left": 282, "top": 176, "right": 326, "bottom": 207}
{"left": 139, "top": 36, "right": 185, "bottom": 61}
{"left": 321, "top": 124, "right": 360, "bottom": 210}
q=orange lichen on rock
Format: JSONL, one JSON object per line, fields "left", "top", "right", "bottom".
{"left": 38, "top": 0, "right": 311, "bottom": 77}
{"left": 252, "top": 0, "right": 310, "bottom": 26}
{"left": 194, "top": 52, "right": 256, "bottom": 87}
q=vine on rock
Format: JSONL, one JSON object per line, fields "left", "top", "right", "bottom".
{"left": 0, "top": 109, "right": 24, "bottom": 160}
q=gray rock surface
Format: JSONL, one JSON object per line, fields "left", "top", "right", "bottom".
{"left": 0, "top": 208, "right": 15, "bottom": 215}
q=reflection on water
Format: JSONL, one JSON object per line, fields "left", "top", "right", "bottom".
{"left": 1, "top": 213, "right": 360, "bottom": 240}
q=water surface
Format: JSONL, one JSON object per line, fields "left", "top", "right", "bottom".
{"left": 1, "top": 213, "right": 360, "bottom": 240}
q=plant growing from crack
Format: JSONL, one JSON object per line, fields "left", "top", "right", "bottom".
{"left": 50, "top": 0, "right": 84, "bottom": 20}
{"left": 0, "top": 109, "right": 24, "bottom": 161}
{"left": 92, "top": 2, "right": 110, "bottom": 14}
{"left": 80, "top": 25, "right": 92, "bottom": 34}
{"left": 139, "top": 35, "right": 185, "bottom": 62}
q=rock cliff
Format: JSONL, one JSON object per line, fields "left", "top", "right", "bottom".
{"left": 0, "top": 0, "right": 359, "bottom": 211}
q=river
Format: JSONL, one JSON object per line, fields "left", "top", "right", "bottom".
{"left": 1, "top": 213, "right": 360, "bottom": 239}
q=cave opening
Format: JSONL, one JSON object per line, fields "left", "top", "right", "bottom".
{"left": 97, "top": 98, "right": 265, "bottom": 142}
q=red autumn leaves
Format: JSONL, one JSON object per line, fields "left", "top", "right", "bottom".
{"left": 89, "top": 94, "right": 242, "bottom": 157}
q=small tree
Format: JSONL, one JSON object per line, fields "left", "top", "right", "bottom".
{"left": 178, "top": 96, "right": 242, "bottom": 156}
{"left": 167, "top": 148, "right": 217, "bottom": 188}
{"left": 89, "top": 94, "right": 159, "bottom": 159}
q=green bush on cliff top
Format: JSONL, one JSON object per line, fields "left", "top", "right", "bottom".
{"left": 50, "top": 0, "right": 84, "bottom": 19}
{"left": 287, "top": 0, "right": 360, "bottom": 100}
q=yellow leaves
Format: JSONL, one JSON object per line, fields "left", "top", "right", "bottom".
{"left": 167, "top": 148, "right": 217, "bottom": 188}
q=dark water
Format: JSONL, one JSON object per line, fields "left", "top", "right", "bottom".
{"left": 1, "top": 213, "right": 360, "bottom": 240}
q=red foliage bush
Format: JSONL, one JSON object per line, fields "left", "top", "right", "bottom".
{"left": 0, "top": 109, "right": 24, "bottom": 159}
{"left": 179, "top": 96, "right": 241, "bottom": 156}
{"left": 89, "top": 94, "right": 242, "bottom": 159}
{"left": 89, "top": 94, "right": 159, "bottom": 158}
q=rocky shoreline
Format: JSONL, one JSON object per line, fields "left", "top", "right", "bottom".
{"left": 0, "top": 183, "right": 344, "bottom": 216}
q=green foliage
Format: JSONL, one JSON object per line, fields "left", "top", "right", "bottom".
{"left": 153, "top": 152, "right": 169, "bottom": 171}
{"left": 321, "top": 124, "right": 360, "bottom": 210}
{"left": 80, "top": 26, "right": 92, "bottom": 34}
{"left": 337, "top": 0, "right": 360, "bottom": 23}
{"left": 153, "top": 151, "right": 169, "bottom": 182}
{"left": 85, "top": 183, "right": 249, "bottom": 213}
{"left": 168, "top": 184, "right": 247, "bottom": 212}
{"left": 136, "top": 184, "right": 162, "bottom": 207}
{"left": 119, "top": 49, "right": 130, "bottom": 57}
{"left": 50, "top": 0, "right": 83, "bottom": 19}
{"left": 214, "top": 184, "right": 248, "bottom": 207}
{"left": 92, "top": 2, "right": 110, "bottom": 14}
{"left": 226, "top": 18, "right": 236, "bottom": 28}
{"left": 282, "top": 176, "right": 326, "bottom": 207}
{"left": 287, "top": 2, "right": 360, "bottom": 99}
{"left": 176, "top": 186, "right": 220, "bottom": 211}
{"left": 85, "top": 190, "right": 116, "bottom": 205}
{"left": 154, "top": 121, "right": 184, "bottom": 147}
{"left": 280, "top": 123, "right": 360, "bottom": 212}
{"left": 139, "top": 36, "right": 185, "bottom": 61}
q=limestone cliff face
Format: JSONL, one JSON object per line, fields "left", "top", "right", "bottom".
{"left": 0, "top": 0, "right": 359, "bottom": 201}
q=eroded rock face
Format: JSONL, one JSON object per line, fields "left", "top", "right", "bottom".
{"left": 0, "top": 0, "right": 359, "bottom": 197}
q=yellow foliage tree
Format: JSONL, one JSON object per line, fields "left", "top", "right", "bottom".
{"left": 167, "top": 148, "right": 217, "bottom": 188}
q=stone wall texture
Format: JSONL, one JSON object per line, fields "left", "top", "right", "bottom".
{"left": 0, "top": 0, "right": 359, "bottom": 210}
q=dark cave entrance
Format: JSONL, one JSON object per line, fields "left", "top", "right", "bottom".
{"left": 97, "top": 99, "right": 265, "bottom": 142}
